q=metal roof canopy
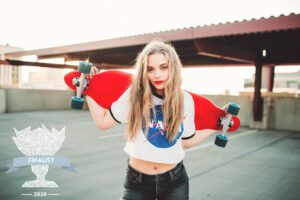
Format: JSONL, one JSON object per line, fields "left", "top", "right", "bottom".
{"left": 4, "top": 13, "right": 300, "bottom": 67}
{"left": 3, "top": 13, "right": 300, "bottom": 122}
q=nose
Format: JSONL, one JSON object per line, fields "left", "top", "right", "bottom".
{"left": 154, "top": 70, "right": 161, "bottom": 78}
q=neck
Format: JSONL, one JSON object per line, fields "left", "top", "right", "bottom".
{"left": 155, "top": 89, "right": 164, "bottom": 96}
{"left": 150, "top": 84, "right": 164, "bottom": 99}
{"left": 152, "top": 89, "right": 164, "bottom": 99}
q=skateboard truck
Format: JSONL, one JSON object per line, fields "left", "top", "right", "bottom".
{"left": 214, "top": 102, "right": 240, "bottom": 147}
{"left": 218, "top": 116, "right": 233, "bottom": 128}
{"left": 71, "top": 61, "right": 92, "bottom": 109}
{"left": 72, "top": 77, "right": 89, "bottom": 89}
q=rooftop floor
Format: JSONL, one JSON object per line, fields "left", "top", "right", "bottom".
{"left": 0, "top": 110, "right": 299, "bottom": 200}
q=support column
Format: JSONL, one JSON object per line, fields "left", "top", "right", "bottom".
{"left": 267, "top": 66, "right": 275, "bottom": 92}
{"left": 253, "top": 61, "right": 263, "bottom": 121}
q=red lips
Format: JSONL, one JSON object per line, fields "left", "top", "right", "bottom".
{"left": 154, "top": 81, "right": 164, "bottom": 85}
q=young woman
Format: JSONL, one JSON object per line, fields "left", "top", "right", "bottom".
{"left": 86, "top": 41, "right": 218, "bottom": 200}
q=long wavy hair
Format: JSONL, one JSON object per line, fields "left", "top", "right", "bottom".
{"left": 126, "top": 40, "right": 184, "bottom": 142}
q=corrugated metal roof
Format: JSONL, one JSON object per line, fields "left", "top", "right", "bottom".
{"left": 77, "top": 13, "right": 300, "bottom": 43}
{"left": 4, "top": 13, "right": 300, "bottom": 59}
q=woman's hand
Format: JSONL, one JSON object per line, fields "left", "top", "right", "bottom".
{"left": 86, "top": 66, "right": 99, "bottom": 79}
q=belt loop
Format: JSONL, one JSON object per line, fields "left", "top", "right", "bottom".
{"left": 169, "top": 170, "right": 174, "bottom": 182}
{"left": 138, "top": 172, "right": 142, "bottom": 183}
{"left": 174, "top": 161, "right": 182, "bottom": 175}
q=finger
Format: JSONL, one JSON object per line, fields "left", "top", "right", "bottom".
{"left": 93, "top": 67, "right": 98, "bottom": 74}
{"left": 90, "top": 69, "right": 94, "bottom": 76}
{"left": 91, "top": 67, "right": 97, "bottom": 75}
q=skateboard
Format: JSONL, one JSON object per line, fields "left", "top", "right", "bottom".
{"left": 64, "top": 62, "right": 241, "bottom": 147}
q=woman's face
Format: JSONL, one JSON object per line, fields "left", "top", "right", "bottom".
{"left": 147, "top": 53, "right": 170, "bottom": 95}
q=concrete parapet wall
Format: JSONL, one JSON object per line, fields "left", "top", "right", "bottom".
{"left": 1, "top": 89, "right": 299, "bottom": 131}
{"left": 249, "top": 96, "right": 300, "bottom": 132}
{"left": 5, "top": 88, "right": 74, "bottom": 112}
{"left": 0, "top": 89, "right": 6, "bottom": 113}
{"left": 272, "top": 97, "right": 300, "bottom": 131}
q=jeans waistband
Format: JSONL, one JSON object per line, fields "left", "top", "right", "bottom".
{"left": 127, "top": 160, "right": 183, "bottom": 182}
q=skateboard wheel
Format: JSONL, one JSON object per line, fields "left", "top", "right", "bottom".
{"left": 78, "top": 61, "right": 92, "bottom": 74}
{"left": 226, "top": 102, "right": 240, "bottom": 116}
{"left": 215, "top": 134, "right": 228, "bottom": 148}
{"left": 71, "top": 96, "right": 84, "bottom": 109}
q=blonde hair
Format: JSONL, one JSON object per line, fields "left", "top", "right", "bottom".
{"left": 126, "top": 40, "right": 184, "bottom": 142}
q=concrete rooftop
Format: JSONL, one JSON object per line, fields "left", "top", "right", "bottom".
{"left": 0, "top": 110, "right": 299, "bottom": 200}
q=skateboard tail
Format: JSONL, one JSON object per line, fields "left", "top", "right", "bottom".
{"left": 189, "top": 92, "right": 240, "bottom": 132}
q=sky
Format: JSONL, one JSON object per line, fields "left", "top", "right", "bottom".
{"left": 1, "top": 0, "right": 299, "bottom": 50}
{"left": 1, "top": 0, "right": 299, "bottom": 94}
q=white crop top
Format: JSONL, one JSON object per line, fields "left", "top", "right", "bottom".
{"left": 109, "top": 88, "right": 195, "bottom": 164}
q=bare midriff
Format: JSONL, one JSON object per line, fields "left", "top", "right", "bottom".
{"left": 129, "top": 156, "right": 177, "bottom": 175}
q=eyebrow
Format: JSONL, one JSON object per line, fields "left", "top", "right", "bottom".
{"left": 147, "top": 63, "right": 168, "bottom": 68}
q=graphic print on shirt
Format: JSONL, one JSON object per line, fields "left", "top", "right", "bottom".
{"left": 142, "top": 105, "right": 184, "bottom": 148}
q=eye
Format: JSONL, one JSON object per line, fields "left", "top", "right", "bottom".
{"left": 161, "top": 65, "right": 168, "bottom": 70}
{"left": 147, "top": 67, "right": 154, "bottom": 72}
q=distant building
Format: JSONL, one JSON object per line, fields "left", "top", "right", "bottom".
{"left": 0, "top": 44, "right": 23, "bottom": 88}
{"left": 244, "top": 71, "right": 300, "bottom": 92}
{"left": 21, "top": 68, "right": 68, "bottom": 90}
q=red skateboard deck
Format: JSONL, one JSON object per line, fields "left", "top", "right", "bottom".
{"left": 64, "top": 70, "right": 240, "bottom": 132}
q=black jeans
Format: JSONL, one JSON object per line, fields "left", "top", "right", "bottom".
{"left": 121, "top": 161, "right": 189, "bottom": 200}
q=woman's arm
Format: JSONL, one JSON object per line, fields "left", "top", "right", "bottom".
{"left": 182, "top": 103, "right": 229, "bottom": 148}
{"left": 86, "top": 66, "right": 118, "bottom": 130}
{"left": 86, "top": 94, "right": 118, "bottom": 131}
{"left": 181, "top": 129, "right": 217, "bottom": 149}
